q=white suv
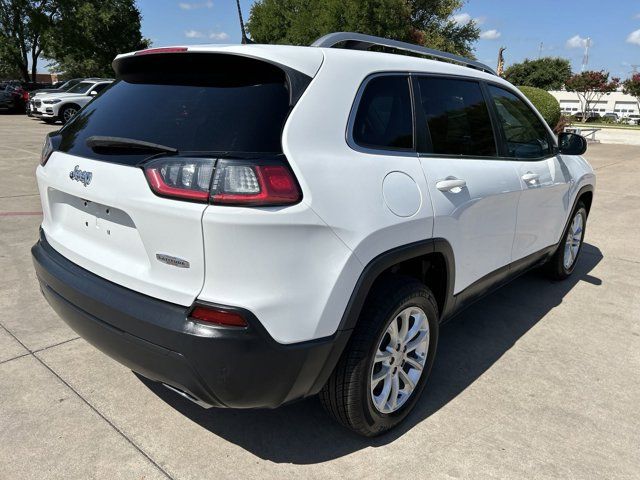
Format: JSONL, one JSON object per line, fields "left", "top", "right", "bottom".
{"left": 32, "top": 79, "right": 113, "bottom": 124}
{"left": 32, "top": 33, "right": 595, "bottom": 436}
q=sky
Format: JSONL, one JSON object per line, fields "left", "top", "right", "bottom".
{"left": 134, "top": 0, "right": 640, "bottom": 79}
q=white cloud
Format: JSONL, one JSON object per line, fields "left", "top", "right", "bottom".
{"left": 479, "top": 29, "right": 501, "bottom": 40}
{"left": 179, "top": 1, "right": 213, "bottom": 10}
{"left": 185, "top": 29, "right": 205, "bottom": 38}
{"left": 184, "top": 30, "right": 229, "bottom": 41}
{"left": 566, "top": 34, "right": 590, "bottom": 49}
{"left": 627, "top": 29, "right": 640, "bottom": 46}
{"left": 209, "top": 31, "right": 229, "bottom": 41}
{"left": 453, "top": 13, "right": 471, "bottom": 25}
{"left": 452, "top": 12, "right": 485, "bottom": 26}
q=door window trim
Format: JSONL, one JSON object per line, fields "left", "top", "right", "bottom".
{"left": 483, "top": 82, "right": 558, "bottom": 162}
{"left": 346, "top": 70, "right": 559, "bottom": 162}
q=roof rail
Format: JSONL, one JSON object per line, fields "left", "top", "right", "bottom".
{"left": 311, "top": 32, "right": 496, "bottom": 76}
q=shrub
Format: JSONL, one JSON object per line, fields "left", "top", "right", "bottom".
{"left": 517, "top": 86, "right": 561, "bottom": 129}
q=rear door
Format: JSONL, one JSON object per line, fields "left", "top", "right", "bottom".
{"left": 486, "top": 85, "right": 571, "bottom": 260}
{"left": 414, "top": 75, "right": 522, "bottom": 294}
{"left": 37, "top": 52, "right": 311, "bottom": 306}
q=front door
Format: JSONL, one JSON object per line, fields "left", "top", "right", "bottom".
{"left": 486, "top": 85, "right": 572, "bottom": 261}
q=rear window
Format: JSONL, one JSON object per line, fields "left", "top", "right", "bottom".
{"left": 58, "top": 54, "right": 296, "bottom": 165}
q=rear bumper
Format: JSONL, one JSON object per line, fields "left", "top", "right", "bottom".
{"left": 32, "top": 230, "right": 349, "bottom": 408}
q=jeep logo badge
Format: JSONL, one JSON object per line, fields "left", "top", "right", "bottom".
{"left": 69, "top": 165, "right": 92, "bottom": 187}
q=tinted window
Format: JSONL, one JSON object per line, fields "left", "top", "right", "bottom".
{"left": 57, "top": 54, "right": 294, "bottom": 165}
{"left": 488, "top": 85, "right": 551, "bottom": 159}
{"left": 66, "top": 82, "right": 93, "bottom": 94}
{"left": 91, "top": 83, "right": 110, "bottom": 93}
{"left": 416, "top": 77, "right": 496, "bottom": 156}
{"left": 352, "top": 75, "right": 413, "bottom": 150}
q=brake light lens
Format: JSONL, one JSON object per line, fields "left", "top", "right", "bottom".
{"left": 134, "top": 47, "right": 188, "bottom": 56}
{"left": 144, "top": 157, "right": 214, "bottom": 202}
{"left": 190, "top": 306, "right": 248, "bottom": 327}
{"left": 143, "top": 156, "right": 301, "bottom": 206}
{"left": 40, "top": 134, "right": 56, "bottom": 166}
{"left": 211, "top": 161, "right": 301, "bottom": 206}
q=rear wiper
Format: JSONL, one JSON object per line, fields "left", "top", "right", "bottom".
{"left": 86, "top": 136, "right": 178, "bottom": 155}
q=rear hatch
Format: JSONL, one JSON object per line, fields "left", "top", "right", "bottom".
{"left": 37, "top": 49, "right": 320, "bottom": 306}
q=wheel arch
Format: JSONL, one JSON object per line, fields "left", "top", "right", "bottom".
{"left": 338, "top": 239, "right": 456, "bottom": 333}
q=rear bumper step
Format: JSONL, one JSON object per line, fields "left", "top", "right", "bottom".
{"left": 32, "top": 229, "right": 349, "bottom": 409}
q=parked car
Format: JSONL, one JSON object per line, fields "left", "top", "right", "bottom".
{"left": 602, "top": 112, "right": 619, "bottom": 121}
{"left": 32, "top": 34, "right": 595, "bottom": 436}
{"left": 32, "top": 79, "right": 113, "bottom": 124}
{"left": 572, "top": 111, "right": 600, "bottom": 122}
{"left": 27, "top": 78, "right": 87, "bottom": 116}
{"left": 0, "top": 83, "right": 28, "bottom": 113}
{"left": 624, "top": 114, "right": 640, "bottom": 125}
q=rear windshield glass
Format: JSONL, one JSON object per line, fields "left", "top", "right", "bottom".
{"left": 58, "top": 54, "right": 294, "bottom": 165}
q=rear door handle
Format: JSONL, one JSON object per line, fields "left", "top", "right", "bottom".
{"left": 436, "top": 178, "right": 467, "bottom": 192}
{"left": 521, "top": 172, "right": 540, "bottom": 183}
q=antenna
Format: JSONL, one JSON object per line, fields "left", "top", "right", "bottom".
{"left": 581, "top": 37, "right": 591, "bottom": 72}
{"left": 235, "top": 0, "right": 251, "bottom": 44}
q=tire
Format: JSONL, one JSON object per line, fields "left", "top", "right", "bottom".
{"left": 545, "top": 202, "right": 587, "bottom": 280}
{"left": 60, "top": 105, "right": 78, "bottom": 124}
{"left": 320, "top": 275, "right": 439, "bottom": 436}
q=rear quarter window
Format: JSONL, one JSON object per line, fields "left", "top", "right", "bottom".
{"left": 351, "top": 75, "right": 414, "bottom": 151}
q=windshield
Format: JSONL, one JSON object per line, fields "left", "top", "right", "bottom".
{"left": 66, "top": 82, "right": 93, "bottom": 94}
{"left": 58, "top": 54, "right": 298, "bottom": 165}
{"left": 60, "top": 79, "right": 80, "bottom": 90}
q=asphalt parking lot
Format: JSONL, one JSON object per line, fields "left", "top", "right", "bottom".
{"left": 1, "top": 114, "right": 639, "bottom": 479}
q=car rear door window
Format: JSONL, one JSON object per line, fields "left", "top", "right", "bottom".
{"left": 487, "top": 85, "right": 552, "bottom": 159}
{"left": 352, "top": 75, "right": 413, "bottom": 151}
{"left": 416, "top": 77, "right": 496, "bottom": 157}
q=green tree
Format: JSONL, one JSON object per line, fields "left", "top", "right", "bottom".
{"left": 565, "top": 70, "right": 619, "bottom": 123}
{"left": 517, "top": 86, "right": 560, "bottom": 128}
{"left": 504, "top": 57, "right": 571, "bottom": 91}
{"left": 0, "top": 0, "right": 58, "bottom": 82}
{"left": 622, "top": 73, "right": 640, "bottom": 113}
{"left": 247, "top": 0, "right": 479, "bottom": 56}
{"left": 45, "top": 0, "right": 149, "bottom": 78}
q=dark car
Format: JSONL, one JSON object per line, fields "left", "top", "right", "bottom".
{"left": 28, "top": 78, "right": 84, "bottom": 98}
{"left": 0, "top": 83, "right": 28, "bottom": 113}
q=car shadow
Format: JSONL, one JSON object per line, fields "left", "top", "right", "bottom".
{"left": 137, "top": 243, "right": 603, "bottom": 464}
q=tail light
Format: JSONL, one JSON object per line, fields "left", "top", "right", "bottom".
{"left": 143, "top": 156, "right": 301, "bottom": 206}
{"left": 40, "top": 133, "right": 59, "bottom": 166}
{"left": 190, "top": 306, "right": 248, "bottom": 327}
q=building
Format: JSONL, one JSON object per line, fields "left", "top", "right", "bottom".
{"left": 549, "top": 89, "right": 639, "bottom": 117}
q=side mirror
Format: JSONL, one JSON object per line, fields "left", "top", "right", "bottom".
{"left": 89, "top": 90, "right": 98, "bottom": 96}
{"left": 558, "top": 132, "right": 587, "bottom": 155}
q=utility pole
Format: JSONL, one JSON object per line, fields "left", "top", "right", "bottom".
{"left": 581, "top": 37, "right": 591, "bottom": 72}
{"left": 235, "top": 0, "right": 251, "bottom": 44}
{"left": 538, "top": 42, "right": 543, "bottom": 59}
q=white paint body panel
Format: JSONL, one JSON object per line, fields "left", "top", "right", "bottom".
{"left": 420, "top": 157, "right": 522, "bottom": 293}
{"left": 37, "top": 152, "right": 207, "bottom": 306}
{"left": 36, "top": 45, "right": 596, "bottom": 345}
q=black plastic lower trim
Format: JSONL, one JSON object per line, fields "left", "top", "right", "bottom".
{"left": 32, "top": 230, "right": 349, "bottom": 409}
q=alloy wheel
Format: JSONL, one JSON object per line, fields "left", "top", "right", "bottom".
{"left": 370, "top": 306, "right": 430, "bottom": 414}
